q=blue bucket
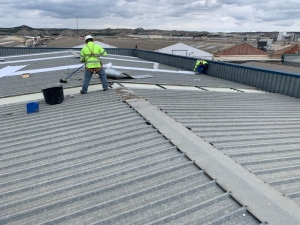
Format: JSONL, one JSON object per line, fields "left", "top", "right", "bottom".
{"left": 27, "top": 102, "right": 39, "bottom": 114}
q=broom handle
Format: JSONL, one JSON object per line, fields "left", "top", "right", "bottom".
{"left": 65, "top": 64, "right": 85, "bottom": 80}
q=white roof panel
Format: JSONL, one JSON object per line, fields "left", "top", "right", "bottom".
{"left": 0, "top": 65, "right": 28, "bottom": 78}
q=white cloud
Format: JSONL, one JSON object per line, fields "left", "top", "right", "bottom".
{"left": 0, "top": 0, "right": 299, "bottom": 32}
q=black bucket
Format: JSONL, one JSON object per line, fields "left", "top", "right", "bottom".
{"left": 42, "top": 86, "right": 64, "bottom": 105}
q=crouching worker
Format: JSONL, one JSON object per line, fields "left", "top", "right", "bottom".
{"left": 193, "top": 59, "right": 208, "bottom": 75}
{"left": 80, "top": 35, "right": 109, "bottom": 94}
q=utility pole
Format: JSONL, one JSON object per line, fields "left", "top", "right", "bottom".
{"left": 76, "top": 17, "right": 78, "bottom": 37}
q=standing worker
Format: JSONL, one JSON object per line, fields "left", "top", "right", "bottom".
{"left": 193, "top": 59, "right": 208, "bottom": 75}
{"left": 80, "top": 35, "right": 109, "bottom": 94}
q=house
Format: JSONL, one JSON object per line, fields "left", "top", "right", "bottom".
{"left": 213, "top": 43, "right": 269, "bottom": 61}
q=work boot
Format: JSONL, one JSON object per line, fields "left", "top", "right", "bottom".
{"left": 80, "top": 90, "right": 87, "bottom": 94}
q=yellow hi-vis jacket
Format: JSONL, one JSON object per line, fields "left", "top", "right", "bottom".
{"left": 193, "top": 60, "right": 208, "bottom": 71}
{"left": 80, "top": 42, "right": 107, "bottom": 69}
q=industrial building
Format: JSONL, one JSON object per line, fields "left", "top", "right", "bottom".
{"left": 155, "top": 43, "right": 213, "bottom": 59}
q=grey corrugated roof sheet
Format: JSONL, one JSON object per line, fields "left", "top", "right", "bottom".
{"left": 102, "top": 38, "right": 238, "bottom": 54}
{"left": 243, "top": 62, "right": 300, "bottom": 75}
{"left": 0, "top": 91, "right": 260, "bottom": 224}
{"left": 132, "top": 89, "right": 300, "bottom": 205}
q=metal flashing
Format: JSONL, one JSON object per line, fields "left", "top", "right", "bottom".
{"left": 237, "top": 88, "right": 266, "bottom": 93}
{"left": 112, "top": 65, "right": 195, "bottom": 74}
{"left": 201, "top": 87, "right": 241, "bottom": 92}
{"left": 161, "top": 85, "right": 205, "bottom": 91}
{"left": 120, "top": 83, "right": 162, "bottom": 89}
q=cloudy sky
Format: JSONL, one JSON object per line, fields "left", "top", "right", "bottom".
{"left": 0, "top": 0, "right": 299, "bottom": 32}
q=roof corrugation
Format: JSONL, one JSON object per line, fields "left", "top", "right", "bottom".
{"left": 243, "top": 62, "right": 300, "bottom": 75}
{"left": 132, "top": 89, "right": 300, "bottom": 205}
{"left": 0, "top": 91, "right": 260, "bottom": 224}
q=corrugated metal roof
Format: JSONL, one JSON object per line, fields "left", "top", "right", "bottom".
{"left": 101, "top": 38, "right": 239, "bottom": 54}
{"left": 0, "top": 51, "right": 253, "bottom": 98}
{"left": 192, "top": 42, "right": 237, "bottom": 54}
{"left": 0, "top": 91, "right": 260, "bottom": 224}
{"left": 131, "top": 89, "right": 300, "bottom": 206}
{"left": 2, "top": 48, "right": 300, "bottom": 223}
{"left": 214, "top": 43, "right": 268, "bottom": 56}
{"left": 243, "top": 62, "right": 300, "bottom": 75}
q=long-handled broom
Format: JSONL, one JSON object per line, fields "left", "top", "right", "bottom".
{"left": 59, "top": 64, "right": 113, "bottom": 88}
{"left": 59, "top": 64, "right": 85, "bottom": 83}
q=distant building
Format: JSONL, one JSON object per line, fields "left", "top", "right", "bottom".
{"left": 24, "top": 38, "right": 34, "bottom": 47}
{"left": 73, "top": 41, "right": 116, "bottom": 49}
{"left": 257, "top": 39, "right": 273, "bottom": 51}
{"left": 277, "top": 32, "right": 285, "bottom": 40}
{"left": 213, "top": 43, "right": 269, "bottom": 61}
{"left": 291, "top": 33, "right": 300, "bottom": 42}
{"left": 269, "top": 44, "right": 292, "bottom": 52}
{"left": 148, "top": 35, "right": 163, "bottom": 39}
{"left": 155, "top": 43, "right": 213, "bottom": 60}
{"left": 277, "top": 32, "right": 293, "bottom": 41}
{"left": 271, "top": 44, "right": 300, "bottom": 58}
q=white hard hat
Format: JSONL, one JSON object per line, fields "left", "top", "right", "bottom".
{"left": 85, "top": 35, "right": 93, "bottom": 40}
